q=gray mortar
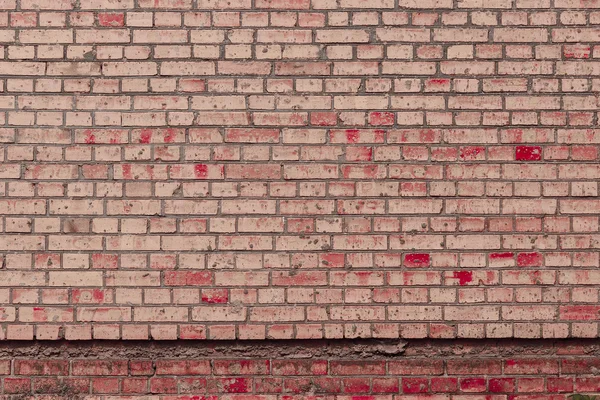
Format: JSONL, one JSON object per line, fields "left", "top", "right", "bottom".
{"left": 0, "top": 339, "right": 599, "bottom": 360}
{"left": 0, "top": 339, "right": 407, "bottom": 359}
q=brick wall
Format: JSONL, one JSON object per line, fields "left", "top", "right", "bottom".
{"left": 1, "top": 0, "right": 599, "bottom": 394}
{"left": 2, "top": 0, "right": 600, "bottom": 340}
{"left": 0, "top": 340, "right": 597, "bottom": 397}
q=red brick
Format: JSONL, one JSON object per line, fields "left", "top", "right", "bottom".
{"left": 15, "top": 360, "right": 69, "bottom": 376}
{"left": 504, "top": 359, "right": 559, "bottom": 374}
{"left": 330, "top": 361, "right": 386, "bottom": 376}
{"left": 213, "top": 360, "right": 270, "bottom": 375}
{"left": 389, "top": 360, "right": 444, "bottom": 375}
{"left": 155, "top": 360, "right": 211, "bottom": 375}
{"left": 516, "top": 146, "right": 542, "bottom": 161}
{"left": 72, "top": 360, "right": 128, "bottom": 376}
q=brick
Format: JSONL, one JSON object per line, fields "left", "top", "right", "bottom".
{"left": 0, "top": 236, "right": 45, "bottom": 251}
{"left": 494, "top": 28, "right": 549, "bottom": 42}
{"left": 376, "top": 28, "right": 431, "bottom": 42}
{"left": 19, "top": 29, "right": 73, "bottom": 43}
{"left": 272, "top": 360, "right": 328, "bottom": 375}
{"left": 155, "top": 360, "right": 211, "bottom": 375}
{"left": 341, "top": 0, "right": 393, "bottom": 6}
{"left": 446, "top": 306, "right": 501, "bottom": 321}
{"left": 49, "top": 272, "right": 103, "bottom": 286}
{"left": 161, "top": 62, "right": 216, "bottom": 76}
{"left": 447, "top": 359, "right": 502, "bottom": 375}
{"left": 103, "top": 62, "right": 158, "bottom": 76}
{"left": 192, "top": 306, "right": 247, "bottom": 321}
{"left": 72, "top": 360, "right": 128, "bottom": 375}
{"left": 0, "top": 272, "right": 45, "bottom": 286}
{"left": 15, "top": 360, "right": 69, "bottom": 376}
{"left": 458, "top": 0, "right": 511, "bottom": 6}
{"left": 400, "top": 0, "right": 452, "bottom": 7}
{"left": 388, "top": 360, "right": 443, "bottom": 375}
{"left": 504, "top": 359, "right": 559, "bottom": 374}
{"left": 330, "top": 361, "right": 386, "bottom": 375}
{"left": 134, "top": 307, "right": 189, "bottom": 322}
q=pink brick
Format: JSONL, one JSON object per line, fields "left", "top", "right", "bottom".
{"left": 0, "top": 0, "right": 595, "bottom": 343}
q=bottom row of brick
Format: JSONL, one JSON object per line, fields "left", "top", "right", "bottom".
{"left": 0, "top": 376, "right": 587, "bottom": 397}
{"left": 0, "top": 354, "right": 596, "bottom": 398}
{"left": 0, "top": 396, "right": 579, "bottom": 400}
{"left": 3, "top": 322, "right": 600, "bottom": 341}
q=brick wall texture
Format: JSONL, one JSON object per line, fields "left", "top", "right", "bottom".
{"left": 0, "top": 340, "right": 597, "bottom": 398}
{"left": 1, "top": 0, "right": 600, "bottom": 342}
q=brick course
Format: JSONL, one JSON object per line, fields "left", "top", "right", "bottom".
{"left": 0, "top": 0, "right": 600, "bottom": 340}
{"left": 0, "top": 340, "right": 595, "bottom": 397}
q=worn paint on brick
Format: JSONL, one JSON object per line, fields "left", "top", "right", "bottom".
{"left": 0, "top": 0, "right": 597, "bottom": 340}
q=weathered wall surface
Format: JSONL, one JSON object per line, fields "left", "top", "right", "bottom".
{"left": 0, "top": 339, "right": 598, "bottom": 398}
{"left": 0, "top": 0, "right": 598, "bottom": 395}
{"left": 1, "top": 0, "right": 600, "bottom": 340}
